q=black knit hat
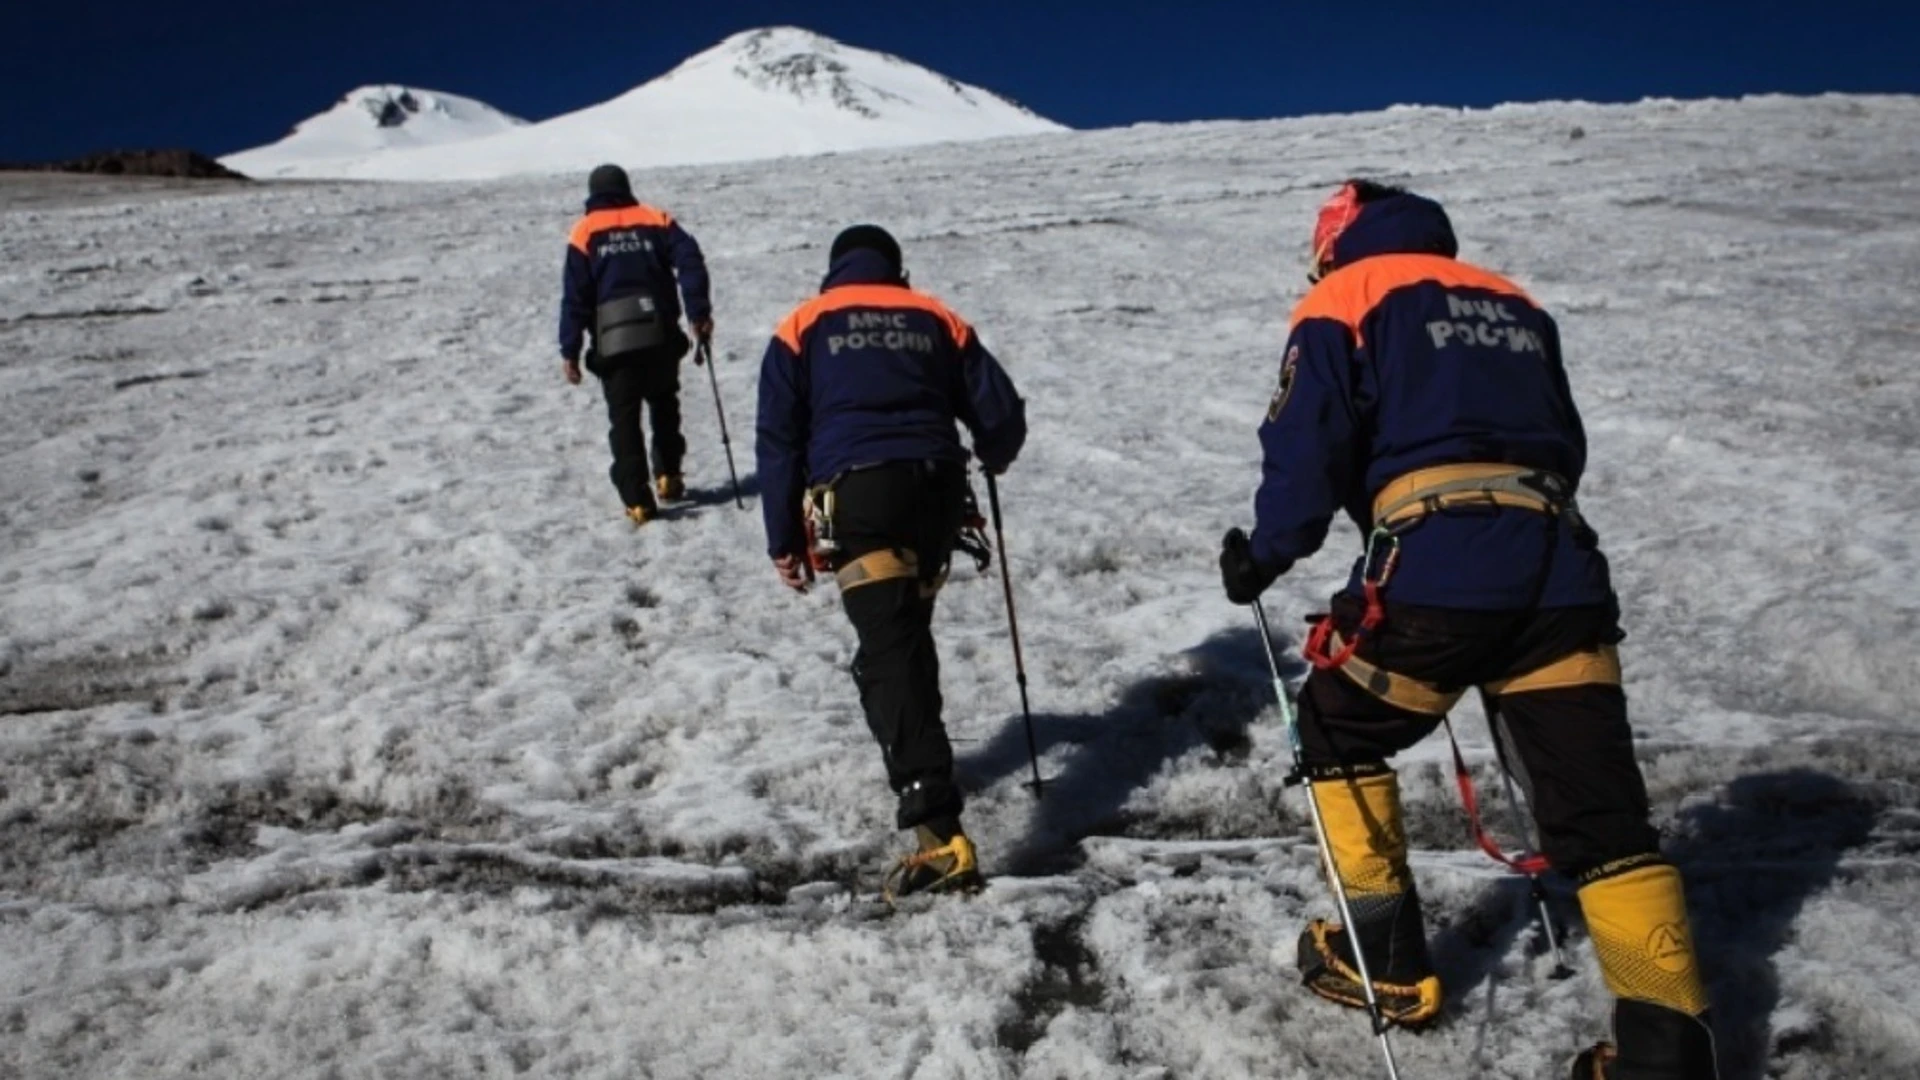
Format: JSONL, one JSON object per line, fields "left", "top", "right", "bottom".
{"left": 588, "top": 164, "right": 632, "bottom": 198}
{"left": 829, "top": 224, "right": 902, "bottom": 276}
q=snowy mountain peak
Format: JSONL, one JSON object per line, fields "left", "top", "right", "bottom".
{"left": 222, "top": 85, "right": 526, "bottom": 178}
{"left": 716, "top": 25, "right": 845, "bottom": 64}
{"left": 334, "top": 85, "right": 522, "bottom": 132}
{"left": 668, "top": 26, "right": 1033, "bottom": 123}
{"left": 281, "top": 85, "right": 526, "bottom": 141}
{"left": 222, "top": 28, "right": 1065, "bottom": 181}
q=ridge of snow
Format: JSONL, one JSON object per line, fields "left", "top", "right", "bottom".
{"left": 219, "top": 27, "right": 1066, "bottom": 181}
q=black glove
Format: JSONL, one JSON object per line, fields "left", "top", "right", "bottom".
{"left": 1219, "top": 527, "right": 1285, "bottom": 605}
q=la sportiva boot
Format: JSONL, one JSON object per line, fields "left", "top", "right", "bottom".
{"left": 1294, "top": 764, "right": 1444, "bottom": 1026}
{"left": 1570, "top": 1001, "right": 1718, "bottom": 1079}
{"left": 625, "top": 504, "right": 656, "bottom": 527}
{"left": 655, "top": 472, "right": 686, "bottom": 502}
{"left": 1570, "top": 858, "right": 1718, "bottom": 1079}
{"left": 882, "top": 822, "right": 982, "bottom": 902}
{"left": 1297, "top": 901, "right": 1443, "bottom": 1026}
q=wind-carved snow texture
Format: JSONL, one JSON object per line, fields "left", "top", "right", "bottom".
{"left": 3, "top": 93, "right": 1919, "bottom": 1078}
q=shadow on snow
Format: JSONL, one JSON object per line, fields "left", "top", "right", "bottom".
{"left": 1671, "top": 768, "right": 1878, "bottom": 1079}
{"left": 1429, "top": 767, "right": 1878, "bottom": 1079}
{"left": 956, "top": 624, "right": 1306, "bottom": 876}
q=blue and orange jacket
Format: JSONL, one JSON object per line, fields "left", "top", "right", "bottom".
{"left": 558, "top": 192, "right": 711, "bottom": 361}
{"left": 1250, "top": 193, "right": 1614, "bottom": 610}
{"left": 755, "top": 249, "right": 1027, "bottom": 558}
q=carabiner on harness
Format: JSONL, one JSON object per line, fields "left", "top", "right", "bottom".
{"left": 1304, "top": 526, "right": 1401, "bottom": 670}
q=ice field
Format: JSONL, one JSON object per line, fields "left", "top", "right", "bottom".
{"left": 3, "top": 93, "right": 1919, "bottom": 1078}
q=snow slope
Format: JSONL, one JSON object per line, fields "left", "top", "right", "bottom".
{"left": 223, "top": 85, "right": 528, "bottom": 179}
{"left": 221, "top": 27, "right": 1066, "bottom": 182}
{"left": 4, "top": 93, "right": 1920, "bottom": 1079}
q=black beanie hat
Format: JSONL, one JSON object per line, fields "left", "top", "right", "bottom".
{"left": 829, "top": 224, "right": 902, "bottom": 275}
{"left": 588, "top": 164, "right": 632, "bottom": 198}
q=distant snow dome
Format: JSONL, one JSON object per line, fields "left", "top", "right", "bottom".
{"left": 222, "top": 85, "right": 528, "bottom": 179}
{"left": 218, "top": 27, "right": 1067, "bottom": 181}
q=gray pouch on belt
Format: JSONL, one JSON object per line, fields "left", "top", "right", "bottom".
{"left": 595, "top": 293, "right": 666, "bottom": 359}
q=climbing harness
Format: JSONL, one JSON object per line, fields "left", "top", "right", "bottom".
{"left": 803, "top": 467, "right": 994, "bottom": 594}
{"left": 1303, "top": 463, "right": 1578, "bottom": 672}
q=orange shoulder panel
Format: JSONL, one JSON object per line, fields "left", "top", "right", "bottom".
{"left": 568, "top": 204, "right": 676, "bottom": 253}
{"left": 773, "top": 285, "right": 973, "bottom": 353}
{"left": 1288, "top": 254, "right": 1536, "bottom": 346}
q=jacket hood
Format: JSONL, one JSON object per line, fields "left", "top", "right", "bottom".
{"left": 821, "top": 248, "right": 907, "bottom": 291}
{"left": 1326, "top": 193, "right": 1459, "bottom": 272}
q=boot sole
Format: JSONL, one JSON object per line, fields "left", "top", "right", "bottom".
{"left": 885, "top": 868, "right": 984, "bottom": 905}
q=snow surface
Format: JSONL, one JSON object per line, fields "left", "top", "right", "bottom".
{"left": 220, "top": 27, "right": 1066, "bottom": 182}
{"left": 4, "top": 93, "right": 1920, "bottom": 1079}
{"left": 223, "top": 85, "right": 528, "bottom": 179}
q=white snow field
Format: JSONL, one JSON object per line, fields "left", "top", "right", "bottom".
{"left": 221, "top": 27, "right": 1066, "bottom": 182}
{"left": 223, "top": 85, "right": 530, "bottom": 179}
{"left": 3, "top": 93, "right": 1919, "bottom": 1079}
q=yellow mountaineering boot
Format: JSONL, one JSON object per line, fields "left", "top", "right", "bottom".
{"left": 655, "top": 472, "right": 686, "bottom": 502}
{"left": 1294, "top": 765, "right": 1444, "bottom": 1026}
{"left": 883, "top": 825, "right": 983, "bottom": 903}
{"left": 1568, "top": 859, "right": 1719, "bottom": 1079}
{"left": 625, "top": 504, "right": 656, "bottom": 527}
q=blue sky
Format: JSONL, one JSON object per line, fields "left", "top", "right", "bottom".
{"left": 3, "top": 1, "right": 1917, "bottom": 161}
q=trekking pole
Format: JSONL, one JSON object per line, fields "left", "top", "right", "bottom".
{"left": 1250, "top": 598, "right": 1403, "bottom": 1080}
{"left": 984, "top": 472, "right": 1043, "bottom": 794}
{"left": 1478, "top": 690, "right": 1572, "bottom": 978}
{"left": 697, "top": 337, "right": 744, "bottom": 509}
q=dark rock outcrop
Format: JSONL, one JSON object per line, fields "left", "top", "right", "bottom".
{"left": 0, "top": 150, "right": 248, "bottom": 180}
